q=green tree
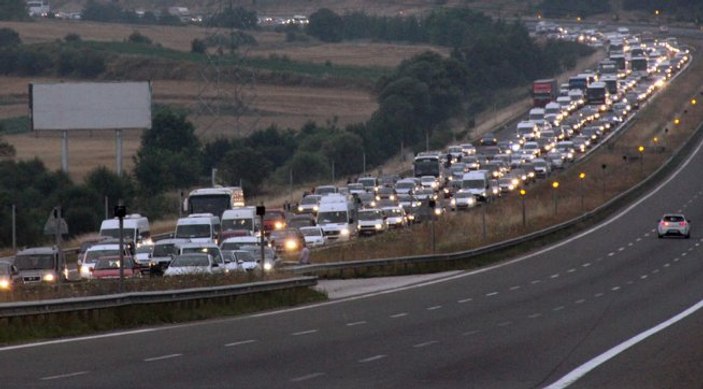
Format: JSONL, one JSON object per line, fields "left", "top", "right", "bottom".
{"left": 306, "top": 8, "right": 343, "bottom": 42}
{"left": 0, "top": 27, "right": 21, "bottom": 47}
{"left": 84, "top": 166, "right": 135, "bottom": 212}
{"left": 217, "top": 146, "right": 272, "bottom": 195}
{"left": 0, "top": 0, "right": 28, "bottom": 21}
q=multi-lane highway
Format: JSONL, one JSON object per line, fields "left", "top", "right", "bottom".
{"left": 3, "top": 127, "right": 703, "bottom": 387}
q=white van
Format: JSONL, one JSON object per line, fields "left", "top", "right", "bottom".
{"left": 516, "top": 121, "right": 539, "bottom": 143}
{"left": 175, "top": 213, "right": 221, "bottom": 244}
{"left": 99, "top": 214, "right": 151, "bottom": 246}
{"left": 316, "top": 194, "right": 357, "bottom": 241}
{"left": 221, "top": 206, "right": 257, "bottom": 239}
{"left": 461, "top": 170, "right": 491, "bottom": 202}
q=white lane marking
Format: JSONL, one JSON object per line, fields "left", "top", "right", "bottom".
{"left": 462, "top": 330, "right": 480, "bottom": 336}
{"left": 664, "top": 263, "right": 671, "bottom": 268}
{"left": 144, "top": 353, "right": 182, "bottom": 362}
{"left": 608, "top": 252, "right": 615, "bottom": 257}
{"left": 575, "top": 299, "right": 586, "bottom": 304}
{"left": 509, "top": 285, "right": 521, "bottom": 291}
{"left": 682, "top": 252, "right": 688, "bottom": 257}
{"left": 390, "top": 313, "right": 408, "bottom": 318}
{"left": 427, "top": 305, "right": 442, "bottom": 311}
{"left": 486, "top": 291, "right": 499, "bottom": 297}
{"left": 550, "top": 274, "right": 560, "bottom": 279}
{"left": 225, "top": 339, "right": 257, "bottom": 347}
{"left": 636, "top": 237, "right": 642, "bottom": 242}
{"left": 611, "top": 286, "right": 621, "bottom": 292}
{"left": 413, "top": 340, "right": 439, "bottom": 348}
{"left": 652, "top": 269, "right": 660, "bottom": 274}
{"left": 346, "top": 321, "right": 367, "bottom": 327}
{"left": 594, "top": 293, "right": 604, "bottom": 298}
{"left": 497, "top": 321, "right": 512, "bottom": 327}
{"left": 674, "top": 257, "right": 680, "bottom": 262}
{"left": 359, "top": 355, "right": 386, "bottom": 363}
{"left": 40, "top": 371, "right": 89, "bottom": 381}
{"left": 8, "top": 140, "right": 703, "bottom": 353}
{"left": 582, "top": 263, "right": 591, "bottom": 268}
{"left": 546, "top": 299, "right": 703, "bottom": 388}
{"left": 290, "top": 372, "right": 325, "bottom": 382}
{"left": 644, "top": 233, "right": 651, "bottom": 237}
{"left": 696, "top": 243, "right": 701, "bottom": 247}
{"left": 553, "top": 306, "right": 565, "bottom": 312}
{"left": 627, "top": 242, "right": 634, "bottom": 247}
{"left": 458, "top": 298, "right": 473, "bottom": 303}
{"left": 292, "top": 329, "right": 318, "bottom": 336}
{"left": 531, "top": 280, "right": 542, "bottom": 285}
{"left": 528, "top": 313, "right": 542, "bottom": 319}
{"left": 618, "top": 247, "right": 625, "bottom": 252}
{"left": 567, "top": 268, "right": 576, "bottom": 273}
{"left": 626, "top": 281, "right": 634, "bottom": 285}
{"left": 641, "top": 275, "right": 648, "bottom": 280}
{"left": 688, "top": 247, "right": 694, "bottom": 251}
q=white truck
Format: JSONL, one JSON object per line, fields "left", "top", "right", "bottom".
{"left": 461, "top": 170, "right": 492, "bottom": 202}
{"left": 99, "top": 214, "right": 151, "bottom": 247}
{"left": 316, "top": 194, "right": 357, "bottom": 241}
{"left": 174, "top": 213, "right": 221, "bottom": 244}
{"left": 221, "top": 206, "right": 257, "bottom": 239}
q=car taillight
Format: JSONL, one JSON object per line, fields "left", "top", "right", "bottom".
{"left": 679, "top": 222, "right": 687, "bottom": 226}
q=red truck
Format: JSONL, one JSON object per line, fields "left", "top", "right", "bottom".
{"left": 532, "top": 79, "right": 558, "bottom": 108}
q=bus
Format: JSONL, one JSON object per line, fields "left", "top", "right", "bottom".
{"left": 586, "top": 81, "right": 610, "bottom": 110}
{"left": 183, "top": 187, "right": 245, "bottom": 219}
{"left": 413, "top": 152, "right": 443, "bottom": 179}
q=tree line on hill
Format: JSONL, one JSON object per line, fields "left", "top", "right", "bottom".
{"left": 0, "top": 8, "right": 595, "bottom": 247}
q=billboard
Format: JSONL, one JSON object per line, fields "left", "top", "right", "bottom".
{"left": 30, "top": 81, "right": 152, "bottom": 130}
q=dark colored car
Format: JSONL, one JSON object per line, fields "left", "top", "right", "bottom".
{"left": 269, "top": 228, "right": 306, "bottom": 254}
{"left": 91, "top": 256, "right": 143, "bottom": 280}
{"left": 262, "top": 209, "right": 287, "bottom": 236}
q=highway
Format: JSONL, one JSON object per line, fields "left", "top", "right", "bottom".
{"left": 2, "top": 129, "right": 703, "bottom": 387}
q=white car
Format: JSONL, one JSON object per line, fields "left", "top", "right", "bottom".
{"left": 450, "top": 190, "right": 478, "bottom": 211}
{"left": 178, "top": 242, "right": 231, "bottom": 271}
{"left": 357, "top": 208, "right": 387, "bottom": 236}
{"left": 163, "top": 254, "right": 225, "bottom": 276}
{"left": 299, "top": 226, "right": 327, "bottom": 247}
{"left": 657, "top": 213, "right": 691, "bottom": 239}
{"left": 382, "top": 206, "right": 408, "bottom": 228}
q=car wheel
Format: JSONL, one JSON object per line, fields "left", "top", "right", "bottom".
{"left": 685, "top": 233, "right": 691, "bottom": 239}
{"left": 657, "top": 234, "right": 663, "bottom": 239}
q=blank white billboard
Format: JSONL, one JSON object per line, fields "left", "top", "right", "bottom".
{"left": 30, "top": 81, "right": 152, "bottom": 130}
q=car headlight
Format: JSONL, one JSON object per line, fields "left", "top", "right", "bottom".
{"left": 80, "top": 265, "right": 91, "bottom": 276}
{"left": 297, "top": 206, "right": 303, "bottom": 212}
{"left": 284, "top": 239, "right": 298, "bottom": 251}
{"left": 468, "top": 197, "right": 476, "bottom": 206}
{"left": 0, "top": 279, "right": 10, "bottom": 290}
{"left": 313, "top": 206, "right": 318, "bottom": 212}
{"left": 450, "top": 198, "right": 456, "bottom": 206}
{"left": 374, "top": 224, "right": 383, "bottom": 230}
{"left": 375, "top": 195, "right": 381, "bottom": 201}
{"left": 274, "top": 221, "right": 284, "bottom": 230}
{"left": 340, "top": 228, "right": 350, "bottom": 236}
{"left": 42, "top": 273, "right": 55, "bottom": 282}
{"left": 390, "top": 195, "right": 396, "bottom": 201}
{"left": 434, "top": 208, "right": 442, "bottom": 216}
{"left": 263, "top": 262, "right": 273, "bottom": 271}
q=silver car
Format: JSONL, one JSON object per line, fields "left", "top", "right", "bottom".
{"left": 657, "top": 214, "right": 691, "bottom": 239}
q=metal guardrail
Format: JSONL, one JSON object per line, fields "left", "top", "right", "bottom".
{"left": 0, "top": 276, "right": 317, "bottom": 318}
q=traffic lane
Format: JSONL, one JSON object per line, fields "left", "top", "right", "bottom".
{"left": 570, "top": 306, "right": 703, "bottom": 388}
{"left": 5, "top": 230, "right": 702, "bottom": 389}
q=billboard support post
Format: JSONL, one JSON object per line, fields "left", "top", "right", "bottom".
{"left": 116, "top": 129, "right": 123, "bottom": 177}
{"left": 61, "top": 130, "right": 68, "bottom": 173}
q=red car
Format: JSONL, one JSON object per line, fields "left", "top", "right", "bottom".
{"left": 91, "top": 256, "right": 143, "bottom": 280}
{"left": 262, "top": 209, "right": 287, "bottom": 236}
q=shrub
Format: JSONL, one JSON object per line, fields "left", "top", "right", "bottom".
{"left": 128, "top": 31, "right": 152, "bottom": 45}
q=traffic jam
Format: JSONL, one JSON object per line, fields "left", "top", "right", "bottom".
{"left": 0, "top": 27, "right": 690, "bottom": 290}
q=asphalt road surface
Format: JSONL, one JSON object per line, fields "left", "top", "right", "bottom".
{"left": 3, "top": 140, "right": 703, "bottom": 388}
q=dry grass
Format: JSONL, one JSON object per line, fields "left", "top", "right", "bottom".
{"left": 311, "top": 40, "right": 703, "bottom": 263}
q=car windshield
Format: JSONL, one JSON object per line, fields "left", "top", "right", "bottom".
{"left": 358, "top": 178, "right": 376, "bottom": 187}
{"left": 85, "top": 249, "right": 120, "bottom": 263}
{"left": 182, "top": 247, "right": 221, "bottom": 262}
{"left": 222, "top": 218, "right": 254, "bottom": 231}
{"left": 301, "top": 196, "right": 320, "bottom": 205}
{"left": 359, "top": 211, "right": 383, "bottom": 220}
{"left": 175, "top": 224, "right": 211, "bottom": 239}
{"left": 170, "top": 255, "right": 210, "bottom": 267}
{"left": 14, "top": 254, "right": 55, "bottom": 270}
{"left": 317, "top": 211, "right": 348, "bottom": 224}
{"left": 95, "top": 257, "right": 134, "bottom": 270}
{"left": 663, "top": 215, "right": 685, "bottom": 222}
{"left": 100, "top": 228, "right": 136, "bottom": 241}
{"left": 456, "top": 192, "right": 474, "bottom": 199}
{"left": 462, "top": 179, "right": 485, "bottom": 190}
{"left": 263, "top": 212, "right": 285, "bottom": 221}
{"left": 385, "top": 208, "right": 403, "bottom": 216}
{"left": 152, "top": 243, "right": 180, "bottom": 257}
{"left": 234, "top": 251, "right": 257, "bottom": 262}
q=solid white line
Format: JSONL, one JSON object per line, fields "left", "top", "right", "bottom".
{"left": 225, "top": 339, "right": 257, "bottom": 347}
{"left": 546, "top": 299, "right": 703, "bottom": 388}
{"left": 346, "top": 321, "right": 367, "bottom": 327}
{"left": 144, "top": 353, "right": 182, "bottom": 362}
{"left": 292, "top": 329, "right": 318, "bottom": 336}
{"left": 390, "top": 313, "right": 408, "bottom": 318}
{"left": 413, "top": 340, "right": 439, "bottom": 348}
{"left": 40, "top": 371, "right": 89, "bottom": 381}
{"left": 0, "top": 328, "right": 156, "bottom": 352}
{"left": 290, "top": 372, "right": 325, "bottom": 382}
{"left": 427, "top": 305, "right": 442, "bottom": 311}
{"left": 359, "top": 354, "right": 386, "bottom": 363}
{"left": 486, "top": 291, "right": 499, "bottom": 297}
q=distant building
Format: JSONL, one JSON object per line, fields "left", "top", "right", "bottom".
{"left": 27, "top": 0, "right": 50, "bottom": 17}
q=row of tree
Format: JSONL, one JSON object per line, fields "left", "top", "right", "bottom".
{"left": 623, "top": 0, "right": 703, "bottom": 23}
